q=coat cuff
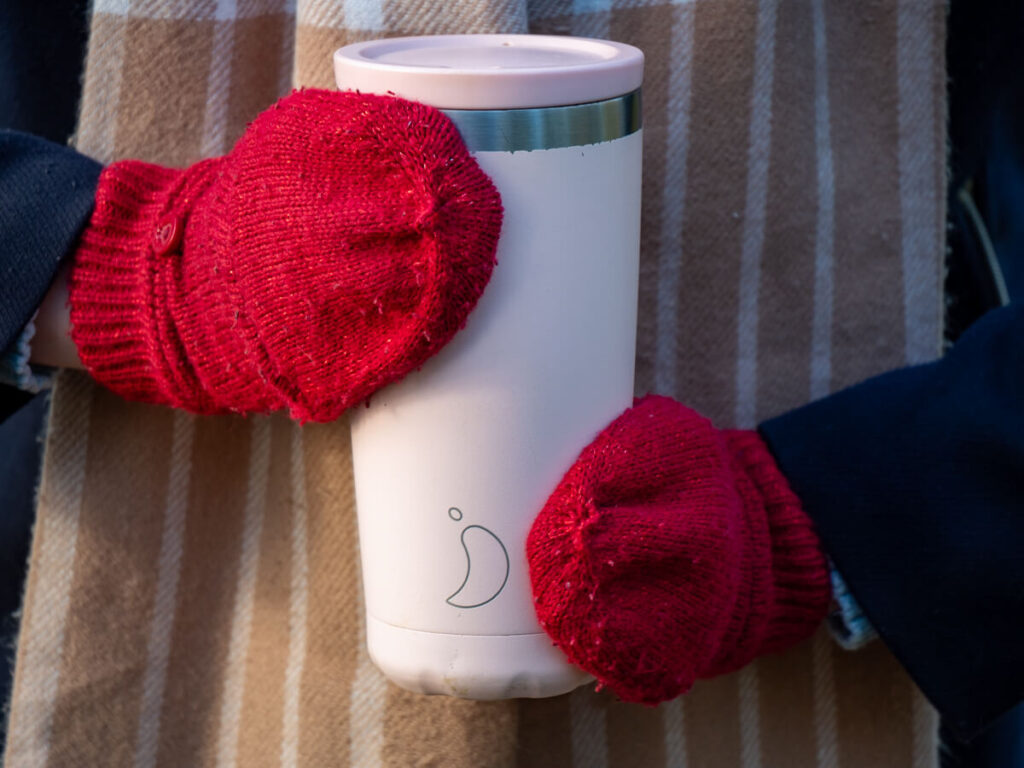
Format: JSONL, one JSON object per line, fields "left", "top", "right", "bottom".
{"left": 0, "top": 313, "right": 55, "bottom": 394}
{"left": 828, "top": 563, "right": 878, "bottom": 650}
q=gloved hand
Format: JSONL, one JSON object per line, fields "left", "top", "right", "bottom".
{"left": 527, "top": 395, "right": 831, "bottom": 704}
{"left": 68, "top": 89, "right": 502, "bottom": 422}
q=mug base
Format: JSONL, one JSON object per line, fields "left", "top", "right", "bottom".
{"left": 366, "top": 615, "right": 593, "bottom": 700}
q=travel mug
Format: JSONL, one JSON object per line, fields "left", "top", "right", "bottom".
{"left": 335, "top": 34, "right": 644, "bottom": 699}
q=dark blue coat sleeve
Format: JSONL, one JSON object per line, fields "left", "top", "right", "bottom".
{"left": 0, "top": 131, "right": 99, "bottom": 744}
{"left": 760, "top": 304, "right": 1024, "bottom": 740}
{"left": 0, "top": 130, "right": 100, "bottom": 356}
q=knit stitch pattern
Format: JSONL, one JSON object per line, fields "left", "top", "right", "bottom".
{"left": 527, "top": 395, "right": 830, "bottom": 705}
{"left": 69, "top": 89, "right": 502, "bottom": 422}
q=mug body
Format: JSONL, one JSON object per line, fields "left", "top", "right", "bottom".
{"left": 336, "top": 35, "right": 644, "bottom": 699}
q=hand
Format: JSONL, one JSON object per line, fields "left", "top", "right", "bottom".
{"left": 67, "top": 89, "right": 502, "bottom": 422}
{"left": 527, "top": 395, "right": 830, "bottom": 704}
{"left": 29, "top": 261, "right": 81, "bottom": 370}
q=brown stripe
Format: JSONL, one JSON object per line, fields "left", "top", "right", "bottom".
{"left": 235, "top": 416, "right": 294, "bottom": 768}
{"left": 672, "top": 0, "right": 759, "bottom": 425}
{"left": 41, "top": 393, "right": 173, "bottom": 767}
{"left": 226, "top": 13, "right": 293, "bottom": 146}
{"left": 75, "top": 13, "right": 128, "bottom": 162}
{"left": 381, "top": 688, "right": 517, "bottom": 768}
{"left": 833, "top": 642, "right": 915, "bottom": 768}
{"left": 515, "top": 694, "right": 573, "bottom": 768}
{"left": 294, "top": 419, "right": 361, "bottom": 766}
{"left": 755, "top": 642, "right": 818, "bottom": 768}
{"left": 381, "top": 0, "right": 528, "bottom": 35}
{"left": 755, "top": 0, "right": 817, "bottom": 421}
{"left": 826, "top": 0, "right": 905, "bottom": 390}
{"left": 112, "top": 17, "right": 215, "bottom": 164}
{"left": 605, "top": 695, "right": 666, "bottom": 768}
{"left": 683, "top": 676, "right": 742, "bottom": 768}
{"left": 294, "top": 25, "right": 373, "bottom": 89}
{"left": 3, "top": 373, "right": 90, "bottom": 767}
{"left": 154, "top": 416, "right": 252, "bottom": 767}
{"left": 610, "top": 3, "right": 676, "bottom": 397}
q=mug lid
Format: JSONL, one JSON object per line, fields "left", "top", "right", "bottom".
{"left": 333, "top": 35, "right": 644, "bottom": 110}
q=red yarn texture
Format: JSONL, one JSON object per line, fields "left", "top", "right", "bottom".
{"left": 69, "top": 89, "right": 502, "bottom": 422}
{"left": 527, "top": 395, "right": 830, "bottom": 705}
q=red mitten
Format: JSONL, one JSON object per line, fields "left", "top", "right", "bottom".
{"left": 69, "top": 89, "right": 502, "bottom": 422}
{"left": 527, "top": 395, "right": 830, "bottom": 705}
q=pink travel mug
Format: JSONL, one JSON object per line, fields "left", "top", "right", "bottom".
{"left": 335, "top": 34, "right": 644, "bottom": 699}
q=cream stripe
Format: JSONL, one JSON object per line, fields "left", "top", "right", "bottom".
{"left": 911, "top": 687, "right": 938, "bottom": 768}
{"left": 349, "top": 522, "right": 385, "bottom": 768}
{"left": 296, "top": 0, "right": 335, "bottom": 28}
{"left": 3, "top": 374, "right": 93, "bottom": 768}
{"left": 738, "top": 666, "right": 762, "bottom": 768}
{"left": 133, "top": 0, "right": 194, "bottom": 15}
{"left": 570, "top": 0, "right": 610, "bottom": 38}
{"left": 654, "top": 1, "right": 696, "bottom": 397}
{"left": 217, "top": 0, "right": 237, "bottom": 20}
{"left": 298, "top": 0, "right": 343, "bottom": 28}
{"left": 280, "top": 424, "right": 310, "bottom": 768}
{"left": 92, "top": 0, "right": 138, "bottom": 13}
{"left": 280, "top": 0, "right": 298, "bottom": 93}
{"left": 343, "top": 0, "right": 383, "bottom": 31}
{"left": 661, "top": 698, "right": 687, "bottom": 768}
{"left": 811, "top": 631, "right": 839, "bottom": 768}
{"left": 348, "top": 665, "right": 386, "bottom": 767}
{"left": 132, "top": 412, "right": 194, "bottom": 768}
{"left": 181, "top": 17, "right": 238, "bottom": 763}
{"left": 349, "top": 607, "right": 386, "bottom": 766}
{"left": 348, "top": 659, "right": 387, "bottom": 767}
{"left": 215, "top": 418, "right": 272, "bottom": 768}
{"left": 897, "top": 0, "right": 941, "bottom": 365}
{"left": 735, "top": 0, "right": 778, "bottom": 428}
{"left": 93, "top": 0, "right": 285, "bottom": 20}
{"left": 809, "top": 0, "right": 835, "bottom": 401}
{"left": 200, "top": 0, "right": 238, "bottom": 159}
{"left": 572, "top": 0, "right": 611, "bottom": 16}
{"left": 74, "top": 16, "right": 128, "bottom": 162}
{"left": 569, "top": 689, "right": 608, "bottom": 768}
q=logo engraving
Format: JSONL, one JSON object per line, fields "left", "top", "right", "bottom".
{"left": 445, "top": 507, "right": 510, "bottom": 609}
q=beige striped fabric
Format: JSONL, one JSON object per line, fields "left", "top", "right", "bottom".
{"left": 5, "top": 1, "right": 946, "bottom": 766}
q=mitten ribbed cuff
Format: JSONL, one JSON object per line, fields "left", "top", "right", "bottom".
{"left": 69, "top": 159, "right": 221, "bottom": 412}
{"left": 724, "top": 430, "right": 831, "bottom": 655}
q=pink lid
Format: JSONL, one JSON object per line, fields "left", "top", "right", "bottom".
{"left": 333, "top": 35, "right": 643, "bottom": 110}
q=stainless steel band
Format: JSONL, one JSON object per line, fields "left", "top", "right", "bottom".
{"left": 442, "top": 89, "right": 642, "bottom": 152}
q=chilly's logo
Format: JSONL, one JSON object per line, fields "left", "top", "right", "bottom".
{"left": 445, "top": 507, "right": 510, "bottom": 609}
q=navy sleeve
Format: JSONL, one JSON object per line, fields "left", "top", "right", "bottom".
{"left": 760, "top": 304, "right": 1024, "bottom": 740}
{"left": 0, "top": 130, "right": 101, "bottom": 355}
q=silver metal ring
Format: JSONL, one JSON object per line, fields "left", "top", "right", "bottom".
{"left": 442, "top": 89, "right": 641, "bottom": 152}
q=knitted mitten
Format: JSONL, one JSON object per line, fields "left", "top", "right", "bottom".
{"left": 69, "top": 89, "right": 502, "bottom": 422}
{"left": 527, "top": 395, "right": 830, "bottom": 704}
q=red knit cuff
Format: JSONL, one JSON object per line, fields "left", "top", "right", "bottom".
{"left": 724, "top": 430, "right": 831, "bottom": 654}
{"left": 69, "top": 159, "right": 221, "bottom": 411}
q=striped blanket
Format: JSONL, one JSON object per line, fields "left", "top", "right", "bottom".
{"left": 5, "top": 1, "right": 947, "bottom": 766}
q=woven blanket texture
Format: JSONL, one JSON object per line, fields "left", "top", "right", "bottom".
{"left": 5, "top": 1, "right": 946, "bottom": 766}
